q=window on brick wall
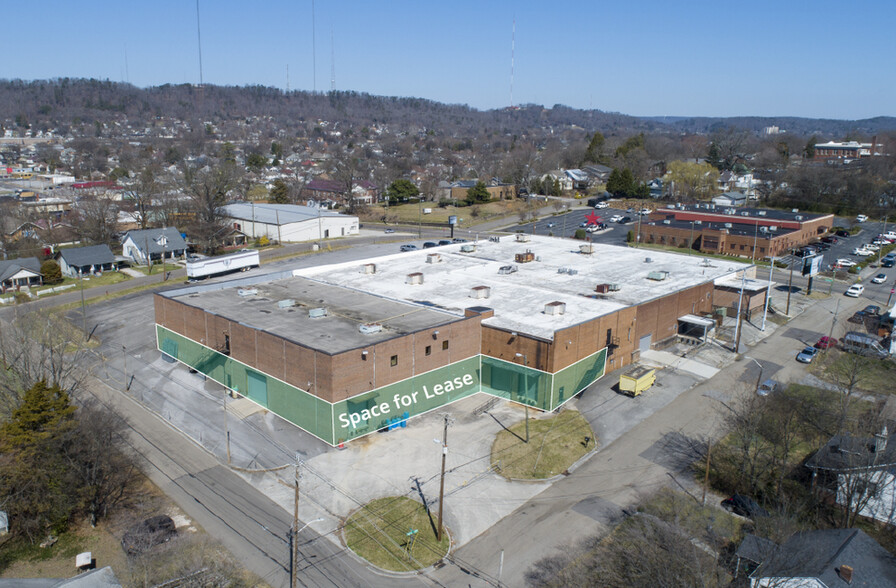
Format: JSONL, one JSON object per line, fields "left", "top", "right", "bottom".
{"left": 390, "top": 355, "right": 398, "bottom": 367}
{"left": 442, "top": 340, "right": 449, "bottom": 350}
{"left": 425, "top": 345, "right": 431, "bottom": 356}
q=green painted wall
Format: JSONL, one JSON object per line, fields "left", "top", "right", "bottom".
{"left": 156, "top": 325, "right": 607, "bottom": 445}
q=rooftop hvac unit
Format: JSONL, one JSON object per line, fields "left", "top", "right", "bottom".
{"left": 695, "top": 220, "right": 702, "bottom": 225}
{"left": 769, "top": 225, "right": 778, "bottom": 231}
{"left": 579, "top": 243, "right": 594, "bottom": 254}
{"left": 758, "top": 210, "right": 767, "bottom": 216}
{"left": 460, "top": 243, "right": 476, "bottom": 253}
{"left": 515, "top": 250, "right": 535, "bottom": 263}
{"left": 663, "top": 220, "right": 671, "bottom": 224}
{"left": 515, "top": 233, "right": 531, "bottom": 242}
{"left": 595, "top": 283, "right": 620, "bottom": 294}
{"left": 308, "top": 307, "right": 328, "bottom": 318}
{"left": 724, "top": 223, "right": 733, "bottom": 228}
{"left": 406, "top": 272, "right": 424, "bottom": 285}
{"left": 759, "top": 226, "right": 768, "bottom": 233}
{"left": 498, "top": 265, "right": 518, "bottom": 275}
{"left": 791, "top": 208, "right": 799, "bottom": 213}
{"left": 237, "top": 288, "right": 258, "bottom": 297}
{"left": 362, "top": 263, "right": 376, "bottom": 274}
{"left": 426, "top": 253, "right": 441, "bottom": 264}
{"left": 277, "top": 299, "right": 296, "bottom": 309}
{"left": 544, "top": 301, "right": 566, "bottom": 315}
{"left": 741, "top": 211, "right": 749, "bottom": 216}
{"left": 470, "top": 285, "right": 491, "bottom": 299}
{"left": 644, "top": 257, "right": 653, "bottom": 263}
{"left": 795, "top": 215, "right": 803, "bottom": 221}
{"left": 359, "top": 323, "right": 383, "bottom": 334}
{"left": 647, "top": 271, "right": 670, "bottom": 281}
{"left": 725, "top": 208, "right": 735, "bottom": 215}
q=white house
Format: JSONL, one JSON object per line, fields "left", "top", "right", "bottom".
{"left": 121, "top": 227, "right": 188, "bottom": 265}
{"left": 223, "top": 203, "right": 359, "bottom": 243}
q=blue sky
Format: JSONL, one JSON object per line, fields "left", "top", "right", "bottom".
{"left": 5, "top": 1, "right": 893, "bottom": 119}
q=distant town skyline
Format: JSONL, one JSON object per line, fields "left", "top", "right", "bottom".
{"left": 5, "top": 0, "right": 893, "bottom": 120}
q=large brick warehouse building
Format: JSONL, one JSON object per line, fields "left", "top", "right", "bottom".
{"left": 154, "top": 236, "right": 753, "bottom": 445}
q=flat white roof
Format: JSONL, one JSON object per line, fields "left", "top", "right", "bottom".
{"left": 295, "top": 235, "right": 751, "bottom": 340}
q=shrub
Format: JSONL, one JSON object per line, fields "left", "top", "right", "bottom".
{"left": 256, "top": 235, "right": 270, "bottom": 247}
{"left": 574, "top": 229, "right": 586, "bottom": 240}
{"left": 41, "top": 260, "right": 63, "bottom": 285}
{"left": 626, "top": 230, "right": 635, "bottom": 243}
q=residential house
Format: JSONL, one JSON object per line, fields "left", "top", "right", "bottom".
{"left": 0, "top": 257, "right": 42, "bottom": 290}
{"left": 647, "top": 178, "right": 664, "bottom": 199}
{"left": 305, "top": 178, "right": 379, "bottom": 206}
{"left": 718, "top": 170, "right": 736, "bottom": 192}
{"left": 564, "top": 169, "right": 590, "bottom": 191}
{"left": 541, "top": 171, "right": 573, "bottom": 193}
{"left": 581, "top": 164, "right": 613, "bottom": 184}
{"left": 806, "top": 428, "right": 896, "bottom": 525}
{"left": 749, "top": 529, "right": 896, "bottom": 587}
{"left": 121, "top": 227, "right": 187, "bottom": 265}
{"left": 712, "top": 191, "right": 749, "bottom": 207}
{"left": 440, "top": 180, "right": 516, "bottom": 202}
{"left": 57, "top": 244, "right": 117, "bottom": 277}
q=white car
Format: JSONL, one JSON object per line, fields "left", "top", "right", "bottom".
{"left": 836, "top": 259, "right": 857, "bottom": 267}
{"left": 845, "top": 284, "right": 865, "bottom": 297}
{"left": 594, "top": 202, "right": 609, "bottom": 209}
{"left": 853, "top": 248, "right": 873, "bottom": 256}
{"left": 857, "top": 214, "right": 869, "bottom": 222}
{"left": 864, "top": 243, "right": 880, "bottom": 251}
{"left": 872, "top": 273, "right": 887, "bottom": 284}
{"left": 608, "top": 215, "right": 623, "bottom": 223}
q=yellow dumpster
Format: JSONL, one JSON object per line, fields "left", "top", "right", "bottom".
{"left": 619, "top": 365, "right": 656, "bottom": 397}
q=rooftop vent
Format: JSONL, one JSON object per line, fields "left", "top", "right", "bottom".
{"left": 838, "top": 564, "right": 853, "bottom": 584}
{"left": 460, "top": 243, "right": 476, "bottom": 253}
{"left": 558, "top": 267, "right": 579, "bottom": 275}
{"left": 544, "top": 301, "right": 566, "bottom": 315}
{"left": 498, "top": 265, "right": 518, "bottom": 275}
{"left": 663, "top": 220, "right": 671, "bottom": 225}
{"left": 308, "top": 307, "right": 328, "bottom": 318}
{"left": 470, "top": 285, "right": 491, "bottom": 299}
{"left": 647, "top": 271, "right": 670, "bottom": 281}
{"left": 769, "top": 225, "right": 778, "bottom": 232}
{"left": 795, "top": 215, "right": 803, "bottom": 221}
{"left": 695, "top": 220, "right": 702, "bottom": 225}
{"left": 595, "top": 283, "right": 620, "bottom": 294}
{"left": 277, "top": 299, "right": 296, "bottom": 309}
{"left": 515, "top": 233, "right": 531, "bottom": 243}
{"left": 759, "top": 226, "right": 768, "bottom": 233}
{"left": 515, "top": 250, "right": 535, "bottom": 263}
{"left": 724, "top": 223, "right": 733, "bottom": 229}
{"left": 758, "top": 210, "right": 767, "bottom": 216}
{"left": 644, "top": 257, "right": 653, "bottom": 263}
{"left": 791, "top": 208, "right": 799, "bottom": 213}
{"left": 237, "top": 288, "right": 258, "bottom": 297}
{"left": 406, "top": 272, "right": 424, "bottom": 285}
{"left": 359, "top": 323, "right": 383, "bottom": 334}
{"left": 426, "top": 253, "right": 441, "bottom": 264}
{"left": 362, "top": 263, "right": 376, "bottom": 274}
{"left": 741, "top": 211, "right": 749, "bottom": 216}
{"left": 579, "top": 243, "right": 594, "bottom": 254}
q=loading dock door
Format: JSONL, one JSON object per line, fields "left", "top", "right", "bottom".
{"left": 246, "top": 370, "right": 268, "bottom": 406}
{"left": 639, "top": 334, "right": 652, "bottom": 353}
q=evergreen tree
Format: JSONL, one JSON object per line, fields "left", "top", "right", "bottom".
{"left": 583, "top": 131, "right": 605, "bottom": 164}
{"left": 466, "top": 181, "right": 490, "bottom": 204}
{"left": 40, "top": 260, "right": 63, "bottom": 285}
{"left": 269, "top": 179, "right": 290, "bottom": 204}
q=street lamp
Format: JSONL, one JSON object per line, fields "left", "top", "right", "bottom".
{"left": 514, "top": 352, "right": 530, "bottom": 443}
{"left": 745, "top": 356, "right": 763, "bottom": 395}
{"left": 156, "top": 235, "right": 168, "bottom": 282}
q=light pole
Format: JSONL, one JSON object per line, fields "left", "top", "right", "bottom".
{"left": 745, "top": 356, "right": 763, "bottom": 395}
{"left": 514, "top": 352, "right": 530, "bottom": 443}
{"left": 761, "top": 257, "right": 775, "bottom": 331}
{"left": 156, "top": 235, "right": 168, "bottom": 282}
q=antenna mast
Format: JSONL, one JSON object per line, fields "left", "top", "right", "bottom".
{"left": 311, "top": 0, "right": 317, "bottom": 92}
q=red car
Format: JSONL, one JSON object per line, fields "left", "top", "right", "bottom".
{"left": 815, "top": 336, "right": 838, "bottom": 349}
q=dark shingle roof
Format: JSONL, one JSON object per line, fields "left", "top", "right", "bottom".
{"left": 806, "top": 432, "right": 896, "bottom": 472}
{"left": 58, "top": 245, "right": 115, "bottom": 268}
{"left": 735, "top": 534, "right": 777, "bottom": 564}
{"left": 0, "top": 257, "right": 42, "bottom": 283}
{"left": 751, "top": 529, "right": 896, "bottom": 587}
{"left": 122, "top": 227, "right": 187, "bottom": 255}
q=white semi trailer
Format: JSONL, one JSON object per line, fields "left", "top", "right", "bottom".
{"left": 186, "top": 250, "right": 260, "bottom": 280}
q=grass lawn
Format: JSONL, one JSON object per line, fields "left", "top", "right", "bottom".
{"left": 363, "top": 200, "right": 526, "bottom": 227}
{"left": 344, "top": 496, "right": 450, "bottom": 572}
{"left": 491, "top": 409, "right": 595, "bottom": 480}
{"left": 812, "top": 349, "right": 896, "bottom": 394}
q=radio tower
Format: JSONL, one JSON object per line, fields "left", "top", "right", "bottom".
{"left": 330, "top": 30, "right": 336, "bottom": 91}
{"left": 510, "top": 18, "right": 515, "bottom": 108}
{"left": 195, "top": 0, "right": 204, "bottom": 86}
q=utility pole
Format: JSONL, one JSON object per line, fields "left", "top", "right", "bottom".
{"left": 702, "top": 441, "right": 712, "bottom": 506}
{"left": 290, "top": 455, "right": 302, "bottom": 588}
{"left": 786, "top": 250, "right": 795, "bottom": 316}
{"left": 79, "top": 270, "right": 87, "bottom": 338}
{"left": 828, "top": 297, "right": 840, "bottom": 343}
{"left": 437, "top": 414, "right": 453, "bottom": 542}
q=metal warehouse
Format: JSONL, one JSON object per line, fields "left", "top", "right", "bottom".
{"left": 154, "top": 235, "right": 753, "bottom": 445}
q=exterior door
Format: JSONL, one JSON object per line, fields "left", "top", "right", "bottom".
{"left": 246, "top": 370, "right": 268, "bottom": 406}
{"left": 639, "top": 334, "right": 652, "bottom": 353}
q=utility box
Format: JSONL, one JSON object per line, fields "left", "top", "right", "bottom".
{"left": 619, "top": 366, "right": 656, "bottom": 397}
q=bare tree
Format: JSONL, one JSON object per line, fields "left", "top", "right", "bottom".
{"left": 126, "top": 163, "right": 162, "bottom": 229}
{"left": 74, "top": 192, "right": 119, "bottom": 245}
{"left": 181, "top": 160, "right": 242, "bottom": 254}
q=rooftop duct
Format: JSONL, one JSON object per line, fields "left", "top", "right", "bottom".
{"left": 362, "top": 263, "right": 376, "bottom": 274}
{"left": 544, "top": 301, "right": 566, "bottom": 315}
{"left": 426, "top": 253, "right": 441, "bottom": 264}
{"left": 359, "top": 323, "right": 383, "bottom": 334}
{"left": 277, "top": 299, "right": 296, "bottom": 309}
{"left": 470, "top": 285, "right": 491, "bottom": 299}
{"left": 237, "top": 288, "right": 258, "bottom": 297}
{"left": 406, "top": 272, "right": 424, "bottom": 285}
{"left": 308, "top": 307, "right": 328, "bottom": 318}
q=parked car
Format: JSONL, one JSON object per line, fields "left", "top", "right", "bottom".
{"left": 861, "top": 305, "right": 881, "bottom": 316}
{"left": 796, "top": 346, "right": 819, "bottom": 363}
{"left": 452, "top": 238, "right": 468, "bottom": 243}
{"left": 884, "top": 258, "right": 896, "bottom": 268}
{"left": 835, "top": 259, "right": 857, "bottom": 267}
{"left": 815, "top": 336, "right": 838, "bottom": 349}
{"left": 422, "top": 241, "right": 439, "bottom": 248}
{"left": 384, "top": 228, "right": 395, "bottom": 233}
{"left": 757, "top": 379, "right": 779, "bottom": 396}
{"left": 721, "top": 494, "right": 769, "bottom": 518}
{"left": 863, "top": 243, "right": 879, "bottom": 251}
{"left": 400, "top": 244, "right": 418, "bottom": 252}
{"left": 857, "top": 214, "right": 869, "bottom": 222}
{"left": 836, "top": 230, "right": 851, "bottom": 238}
{"left": 852, "top": 248, "right": 873, "bottom": 256}
{"left": 821, "top": 236, "right": 838, "bottom": 244}
{"left": 618, "top": 216, "right": 633, "bottom": 224}
{"left": 545, "top": 222, "right": 555, "bottom": 228}
{"left": 608, "top": 215, "right": 623, "bottom": 223}
{"left": 845, "top": 284, "right": 865, "bottom": 297}
{"left": 872, "top": 273, "right": 888, "bottom": 284}
{"left": 594, "top": 201, "right": 609, "bottom": 209}
{"left": 438, "top": 239, "right": 452, "bottom": 246}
